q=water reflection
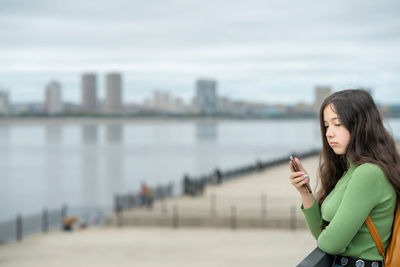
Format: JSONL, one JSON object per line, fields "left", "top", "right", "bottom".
{"left": 195, "top": 122, "right": 218, "bottom": 142}
{"left": 44, "top": 125, "right": 64, "bottom": 208}
{"left": 81, "top": 124, "right": 98, "bottom": 144}
{"left": 45, "top": 124, "right": 62, "bottom": 144}
{"left": 105, "top": 143, "right": 124, "bottom": 198}
{"left": 80, "top": 144, "right": 100, "bottom": 208}
{"left": 106, "top": 124, "right": 123, "bottom": 144}
{"left": 194, "top": 122, "right": 218, "bottom": 174}
{"left": 0, "top": 125, "right": 10, "bottom": 145}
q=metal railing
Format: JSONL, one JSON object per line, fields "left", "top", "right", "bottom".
{"left": 0, "top": 205, "right": 110, "bottom": 244}
{"left": 297, "top": 248, "right": 334, "bottom": 267}
{"left": 109, "top": 194, "right": 306, "bottom": 230}
{"left": 0, "top": 206, "right": 65, "bottom": 243}
{"left": 113, "top": 149, "right": 320, "bottom": 213}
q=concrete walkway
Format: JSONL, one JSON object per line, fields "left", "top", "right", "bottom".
{"left": 107, "top": 155, "right": 320, "bottom": 229}
{"left": 0, "top": 228, "right": 316, "bottom": 267}
{"left": 0, "top": 155, "right": 320, "bottom": 267}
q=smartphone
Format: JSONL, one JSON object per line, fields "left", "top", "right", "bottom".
{"left": 290, "top": 155, "right": 312, "bottom": 194}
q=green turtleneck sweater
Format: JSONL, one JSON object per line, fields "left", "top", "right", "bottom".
{"left": 302, "top": 162, "right": 396, "bottom": 260}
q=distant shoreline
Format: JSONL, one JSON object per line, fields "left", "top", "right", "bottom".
{"left": 0, "top": 114, "right": 398, "bottom": 125}
{"left": 0, "top": 116, "right": 319, "bottom": 125}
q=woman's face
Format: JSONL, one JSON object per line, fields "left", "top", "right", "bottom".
{"left": 323, "top": 104, "right": 351, "bottom": 155}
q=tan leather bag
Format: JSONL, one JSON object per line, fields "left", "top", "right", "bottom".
{"left": 365, "top": 204, "right": 400, "bottom": 267}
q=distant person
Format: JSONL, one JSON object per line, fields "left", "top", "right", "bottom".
{"left": 63, "top": 216, "right": 78, "bottom": 231}
{"left": 140, "top": 182, "right": 149, "bottom": 206}
{"left": 92, "top": 213, "right": 100, "bottom": 225}
{"left": 255, "top": 159, "right": 263, "bottom": 171}
{"left": 289, "top": 90, "right": 400, "bottom": 267}
{"left": 147, "top": 186, "right": 154, "bottom": 209}
{"left": 183, "top": 174, "right": 191, "bottom": 195}
{"left": 213, "top": 168, "right": 222, "bottom": 184}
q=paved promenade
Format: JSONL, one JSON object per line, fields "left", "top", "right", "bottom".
{"left": 0, "top": 227, "right": 316, "bottom": 267}
{"left": 107, "top": 155, "right": 320, "bottom": 228}
{"left": 0, "top": 155, "right": 320, "bottom": 267}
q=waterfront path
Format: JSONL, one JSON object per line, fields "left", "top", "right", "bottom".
{"left": 0, "top": 227, "right": 316, "bottom": 267}
{"left": 0, "top": 156, "right": 319, "bottom": 267}
{"left": 106, "top": 155, "right": 320, "bottom": 228}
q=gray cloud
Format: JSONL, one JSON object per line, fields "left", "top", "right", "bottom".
{"left": 0, "top": 0, "right": 400, "bottom": 104}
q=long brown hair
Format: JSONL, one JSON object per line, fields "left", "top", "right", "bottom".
{"left": 317, "top": 90, "right": 400, "bottom": 210}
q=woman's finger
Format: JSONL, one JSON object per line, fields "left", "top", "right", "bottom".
{"left": 297, "top": 179, "right": 309, "bottom": 189}
{"left": 290, "top": 171, "right": 306, "bottom": 180}
{"left": 295, "top": 157, "right": 307, "bottom": 173}
{"left": 292, "top": 177, "right": 309, "bottom": 190}
{"left": 291, "top": 176, "right": 307, "bottom": 185}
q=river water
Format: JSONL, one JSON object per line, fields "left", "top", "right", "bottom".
{"left": 1, "top": 118, "right": 399, "bottom": 222}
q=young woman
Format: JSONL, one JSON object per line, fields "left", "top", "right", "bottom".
{"left": 289, "top": 89, "right": 400, "bottom": 267}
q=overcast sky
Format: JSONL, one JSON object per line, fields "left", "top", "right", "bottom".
{"left": 1, "top": 0, "right": 400, "bottom": 105}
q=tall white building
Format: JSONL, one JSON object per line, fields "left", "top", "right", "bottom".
{"left": 195, "top": 79, "right": 218, "bottom": 114}
{"left": 81, "top": 73, "right": 97, "bottom": 112}
{"left": 152, "top": 91, "right": 170, "bottom": 110}
{"left": 105, "top": 73, "right": 122, "bottom": 114}
{"left": 152, "top": 91, "right": 186, "bottom": 113}
{"left": 0, "top": 91, "right": 9, "bottom": 115}
{"left": 45, "top": 81, "right": 63, "bottom": 114}
{"left": 314, "top": 86, "right": 331, "bottom": 113}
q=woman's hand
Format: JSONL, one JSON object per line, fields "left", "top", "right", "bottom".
{"left": 289, "top": 157, "right": 311, "bottom": 195}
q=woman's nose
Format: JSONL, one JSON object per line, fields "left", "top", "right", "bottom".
{"left": 326, "top": 128, "right": 334, "bottom": 138}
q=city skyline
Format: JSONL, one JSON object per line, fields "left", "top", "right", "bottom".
{"left": 1, "top": 72, "right": 398, "bottom": 107}
{"left": 1, "top": 0, "right": 400, "bottom": 104}
{"left": 0, "top": 74, "right": 346, "bottom": 116}
{"left": 2, "top": 73, "right": 400, "bottom": 119}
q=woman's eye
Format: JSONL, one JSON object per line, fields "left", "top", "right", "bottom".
{"left": 335, "top": 124, "right": 341, "bottom": 127}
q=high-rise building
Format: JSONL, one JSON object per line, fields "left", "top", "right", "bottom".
{"left": 150, "top": 90, "right": 186, "bottom": 113}
{"left": 105, "top": 73, "right": 122, "bottom": 113}
{"left": 81, "top": 73, "right": 97, "bottom": 112}
{"left": 314, "top": 86, "right": 331, "bottom": 113}
{"left": 45, "top": 81, "right": 63, "bottom": 114}
{"left": 0, "top": 91, "right": 9, "bottom": 115}
{"left": 152, "top": 91, "right": 170, "bottom": 110}
{"left": 195, "top": 79, "right": 218, "bottom": 114}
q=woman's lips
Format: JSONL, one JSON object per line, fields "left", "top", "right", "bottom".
{"left": 329, "top": 142, "right": 338, "bottom": 146}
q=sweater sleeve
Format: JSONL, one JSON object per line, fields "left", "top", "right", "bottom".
{"left": 317, "top": 164, "right": 383, "bottom": 255}
{"left": 301, "top": 199, "right": 322, "bottom": 240}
